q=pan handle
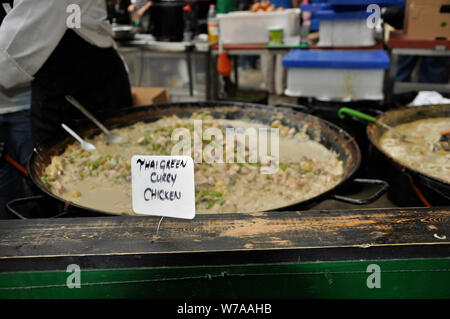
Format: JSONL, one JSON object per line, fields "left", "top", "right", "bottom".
{"left": 6, "top": 195, "right": 72, "bottom": 219}
{"left": 5, "top": 195, "right": 46, "bottom": 219}
{"left": 331, "top": 178, "right": 389, "bottom": 205}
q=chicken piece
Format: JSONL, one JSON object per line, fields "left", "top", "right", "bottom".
{"left": 280, "top": 126, "right": 289, "bottom": 137}
{"left": 271, "top": 120, "right": 282, "bottom": 129}
{"left": 70, "top": 190, "right": 82, "bottom": 198}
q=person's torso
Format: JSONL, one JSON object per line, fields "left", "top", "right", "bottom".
{"left": 0, "top": 0, "right": 30, "bottom": 113}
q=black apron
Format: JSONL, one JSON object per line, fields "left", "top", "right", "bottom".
{"left": 30, "top": 29, "right": 132, "bottom": 147}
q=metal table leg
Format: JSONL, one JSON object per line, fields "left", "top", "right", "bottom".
{"left": 212, "top": 55, "right": 219, "bottom": 100}
{"left": 205, "top": 50, "right": 211, "bottom": 100}
{"left": 186, "top": 50, "right": 194, "bottom": 97}
{"left": 233, "top": 55, "right": 239, "bottom": 89}
{"left": 385, "top": 52, "right": 398, "bottom": 106}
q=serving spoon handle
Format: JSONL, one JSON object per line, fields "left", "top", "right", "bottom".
{"left": 65, "top": 96, "right": 111, "bottom": 136}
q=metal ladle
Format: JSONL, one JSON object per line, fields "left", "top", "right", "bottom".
{"left": 61, "top": 123, "right": 96, "bottom": 151}
{"left": 65, "top": 95, "right": 124, "bottom": 145}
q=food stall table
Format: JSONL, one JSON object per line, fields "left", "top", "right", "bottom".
{"left": 0, "top": 207, "right": 448, "bottom": 298}
{"left": 210, "top": 44, "right": 272, "bottom": 99}
{"left": 210, "top": 41, "right": 385, "bottom": 100}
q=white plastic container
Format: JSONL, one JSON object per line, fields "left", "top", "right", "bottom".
{"left": 315, "top": 10, "right": 375, "bottom": 47}
{"left": 217, "top": 9, "right": 300, "bottom": 44}
{"left": 283, "top": 50, "right": 390, "bottom": 101}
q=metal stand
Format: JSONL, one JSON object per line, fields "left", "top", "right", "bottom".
{"left": 117, "top": 37, "right": 213, "bottom": 100}
{"left": 386, "top": 33, "right": 450, "bottom": 106}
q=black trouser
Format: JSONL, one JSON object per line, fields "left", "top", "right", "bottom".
{"left": 31, "top": 29, "right": 132, "bottom": 147}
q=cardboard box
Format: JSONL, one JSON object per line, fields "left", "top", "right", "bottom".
{"left": 404, "top": 0, "right": 450, "bottom": 40}
{"left": 131, "top": 87, "right": 170, "bottom": 106}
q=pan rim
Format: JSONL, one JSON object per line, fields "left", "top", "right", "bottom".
{"left": 367, "top": 104, "right": 450, "bottom": 189}
{"left": 28, "top": 100, "right": 362, "bottom": 216}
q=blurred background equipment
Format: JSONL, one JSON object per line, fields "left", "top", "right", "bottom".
{"left": 404, "top": 0, "right": 450, "bottom": 40}
{"left": 207, "top": 3, "right": 219, "bottom": 42}
{"left": 149, "top": 0, "right": 186, "bottom": 41}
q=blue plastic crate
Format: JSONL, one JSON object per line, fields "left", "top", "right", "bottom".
{"left": 314, "top": 9, "right": 372, "bottom": 20}
{"left": 282, "top": 50, "right": 390, "bottom": 69}
{"left": 300, "top": 3, "right": 332, "bottom": 12}
{"left": 310, "top": 18, "right": 319, "bottom": 31}
{"left": 328, "top": 0, "right": 404, "bottom": 7}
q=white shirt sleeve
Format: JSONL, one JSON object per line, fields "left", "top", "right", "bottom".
{"left": 0, "top": 0, "right": 114, "bottom": 90}
{"left": 0, "top": 0, "right": 68, "bottom": 90}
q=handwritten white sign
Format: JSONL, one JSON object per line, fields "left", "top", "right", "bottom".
{"left": 131, "top": 155, "right": 195, "bottom": 219}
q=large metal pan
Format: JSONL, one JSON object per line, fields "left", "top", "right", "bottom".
{"left": 366, "top": 104, "right": 450, "bottom": 206}
{"left": 21, "top": 101, "right": 387, "bottom": 218}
